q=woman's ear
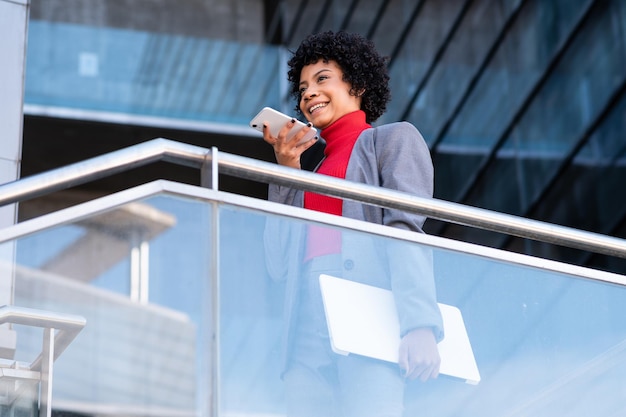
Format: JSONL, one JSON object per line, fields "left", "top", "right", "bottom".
{"left": 351, "top": 87, "right": 366, "bottom": 97}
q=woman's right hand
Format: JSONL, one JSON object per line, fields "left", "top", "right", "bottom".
{"left": 263, "top": 119, "right": 317, "bottom": 169}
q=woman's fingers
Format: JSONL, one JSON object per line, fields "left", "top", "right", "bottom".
{"left": 263, "top": 120, "right": 317, "bottom": 168}
{"left": 398, "top": 328, "right": 441, "bottom": 381}
{"left": 263, "top": 120, "right": 314, "bottom": 168}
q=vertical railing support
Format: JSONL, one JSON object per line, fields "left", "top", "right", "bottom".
{"left": 209, "top": 197, "right": 221, "bottom": 416}
{"left": 201, "top": 147, "right": 219, "bottom": 191}
{"left": 39, "top": 328, "right": 55, "bottom": 417}
{"left": 130, "top": 232, "right": 150, "bottom": 304}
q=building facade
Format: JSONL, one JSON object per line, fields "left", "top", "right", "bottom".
{"left": 15, "top": 0, "right": 626, "bottom": 274}
{"left": 2, "top": 1, "right": 626, "bottom": 416}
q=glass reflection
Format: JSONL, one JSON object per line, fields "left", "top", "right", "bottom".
{"left": 11, "top": 195, "right": 212, "bottom": 416}
{"left": 25, "top": 21, "right": 281, "bottom": 125}
{"left": 218, "top": 204, "right": 626, "bottom": 417}
{"left": 3, "top": 192, "right": 626, "bottom": 416}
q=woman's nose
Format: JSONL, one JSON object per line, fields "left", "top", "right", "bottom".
{"left": 303, "top": 89, "right": 318, "bottom": 100}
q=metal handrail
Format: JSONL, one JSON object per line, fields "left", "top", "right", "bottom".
{"left": 0, "top": 138, "right": 625, "bottom": 259}
{"left": 0, "top": 305, "right": 86, "bottom": 371}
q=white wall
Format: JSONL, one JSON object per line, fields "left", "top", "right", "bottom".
{"left": 0, "top": 0, "right": 29, "bottom": 358}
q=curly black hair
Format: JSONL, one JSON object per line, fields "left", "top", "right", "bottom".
{"left": 287, "top": 31, "right": 391, "bottom": 124}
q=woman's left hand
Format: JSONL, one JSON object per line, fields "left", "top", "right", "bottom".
{"left": 398, "top": 327, "right": 441, "bottom": 381}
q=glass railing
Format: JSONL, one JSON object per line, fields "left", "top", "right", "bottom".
{"left": 1, "top": 180, "right": 625, "bottom": 416}
{"left": 6, "top": 186, "right": 210, "bottom": 416}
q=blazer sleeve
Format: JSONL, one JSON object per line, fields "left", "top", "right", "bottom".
{"left": 375, "top": 122, "right": 433, "bottom": 232}
{"left": 267, "top": 183, "right": 303, "bottom": 207}
{"left": 375, "top": 123, "right": 444, "bottom": 341}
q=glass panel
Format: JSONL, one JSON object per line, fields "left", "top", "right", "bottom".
{"left": 7, "top": 195, "right": 214, "bottom": 416}
{"left": 467, "top": 1, "right": 626, "bottom": 216}
{"left": 434, "top": 0, "right": 589, "bottom": 201}
{"left": 396, "top": 0, "right": 514, "bottom": 143}
{"left": 513, "top": 92, "right": 626, "bottom": 273}
{"left": 343, "top": 0, "right": 388, "bottom": 41}
{"left": 219, "top": 203, "right": 626, "bottom": 417}
{"left": 383, "top": 0, "right": 467, "bottom": 126}
{"left": 3, "top": 187, "right": 626, "bottom": 416}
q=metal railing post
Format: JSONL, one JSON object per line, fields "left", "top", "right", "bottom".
{"left": 39, "top": 328, "right": 54, "bottom": 417}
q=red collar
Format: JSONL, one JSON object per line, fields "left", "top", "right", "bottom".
{"left": 321, "top": 110, "right": 371, "bottom": 156}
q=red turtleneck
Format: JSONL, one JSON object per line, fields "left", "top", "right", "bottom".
{"left": 303, "top": 110, "right": 371, "bottom": 261}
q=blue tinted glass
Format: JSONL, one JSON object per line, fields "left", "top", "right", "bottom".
{"left": 25, "top": 21, "right": 281, "bottom": 125}
{"left": 218, "top": 203, "right": 626, "bottom": 417}
{"left": 5, "top": 189, "right": 626, "bottom": 416}
{"left": 467, "top": 3, "right": 626, "bottom": 215}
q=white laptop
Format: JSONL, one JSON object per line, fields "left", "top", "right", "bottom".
{"left": 319, "top": 274, "right": 480, "bottom": 385}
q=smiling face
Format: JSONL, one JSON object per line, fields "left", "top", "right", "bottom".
{"left": 298, "top": 60, "right": 363, "bottom": 130}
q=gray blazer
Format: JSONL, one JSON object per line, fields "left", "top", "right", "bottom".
{"left": 265, "top": 122, "right": 444, "bottom": 350}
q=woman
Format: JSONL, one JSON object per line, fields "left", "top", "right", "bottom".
{"left": 263, "top": 31, "right": 443, "bottom": 417}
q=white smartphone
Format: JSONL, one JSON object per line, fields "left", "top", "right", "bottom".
{"left": 250, "top": 107, "right": 317, "bottom": 146}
